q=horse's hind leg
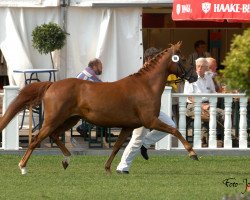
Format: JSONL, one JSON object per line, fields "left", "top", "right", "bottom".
{"left": 18, "top": 126, "right": 55, "bottom": 174}
{"left": 104, "top": 128, "right": 133, "bottom": 174}
{"left": 50, "top": 134, "right": 71, "bottom": 169}
{"left": 49, "top": 116, "right": 80, "bottom": 169}
{"left": 149, "top": 118, "right": 198, "bottom": 160}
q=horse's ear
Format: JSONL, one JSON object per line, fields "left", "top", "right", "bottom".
{"left": 176, "top": 41, "right": 182, "bottom": 49}
{"left": 168, "top": 43, "right": 174, "bottom": 47}
{"left": 172, "top": 41, "right": 182, "bottom": 52}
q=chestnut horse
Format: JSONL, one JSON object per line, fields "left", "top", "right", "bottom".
{"left": 0, "top": 42, "right": 198, "bottom": 174}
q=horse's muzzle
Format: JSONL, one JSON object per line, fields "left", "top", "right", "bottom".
{"left": 187, "top": 75, "right": 198, "bottom": 83}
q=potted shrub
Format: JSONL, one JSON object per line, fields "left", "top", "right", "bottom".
{"left": 32, "top": 22, "right": 68, "bottom": 69}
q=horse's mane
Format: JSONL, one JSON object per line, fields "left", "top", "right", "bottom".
{"left": 130, "top": 48, "right": 169, "bottom": 77}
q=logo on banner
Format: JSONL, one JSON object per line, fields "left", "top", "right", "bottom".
{"left": 176, "top": 3, "right": 192, "bottom": 14}
{"left": 176, "top": 4, "right": 181, "bottom": 15}
{"left": 202, "top": 2, "right": 211, "bottom": 13}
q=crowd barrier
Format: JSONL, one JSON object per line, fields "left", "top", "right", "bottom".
{"left": 156, "top": 87, "right": 249, "bottom": 150}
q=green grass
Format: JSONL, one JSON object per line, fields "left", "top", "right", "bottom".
{"left": 0, "top": 155, "right": 249, "bottom": 200}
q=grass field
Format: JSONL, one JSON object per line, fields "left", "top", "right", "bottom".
{"left": 0, "top": 154, "right": 249, "bottom": 200}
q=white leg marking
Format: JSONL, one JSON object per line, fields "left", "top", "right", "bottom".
{"left": 18, "top": 163, "right": 27, "bottom": 175}
{"left": 63, "top": 156, "right": 70, "bottom": 164}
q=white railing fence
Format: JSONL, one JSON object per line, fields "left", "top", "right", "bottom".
{"left": 1, "top": 86, "right": 249, "bottom": 151}
{"left": 156, "top": 87, "right": 249, "bottom": 150}
{"left": 1, "top": 86, "right": 19, "bottom": 150}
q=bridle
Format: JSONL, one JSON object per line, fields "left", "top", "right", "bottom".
{"left": 166, "top": 49, "right": 197, "bottom": 84}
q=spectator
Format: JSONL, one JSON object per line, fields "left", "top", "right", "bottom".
{"left": 206, "top": 57, "right": 222, "bottom": 93}
{"left": 184, "top": 57, "right": 224, "bottom": 146}
{"left": 188, "top": 40, "right": 211, "bottom": 67}
{"left": 116, "top": 47, "right": 176, "bottom": 174}
{"left": 76, "top": 58, "right": 102, "bottom": 136}
{"left": 76, "top": 58, "right": 102, "bottom": 82}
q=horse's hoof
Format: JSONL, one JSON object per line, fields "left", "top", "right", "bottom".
{"left": 62, "top": 161, "right": 69, "bottom": 169}
{"left": 106, "top": 170, "right": 111, "bottom": 175}
{"left": 105, "top": 166, "right": 111, "bottom": 174}
{"left": 18, "top": 163, "right": 28, "bottom": 175}
{"left": 62, "top": 156, "right": 70, "bottom": 169}
{"left": 190, "top": 155, "right": 199, "bottom": 161}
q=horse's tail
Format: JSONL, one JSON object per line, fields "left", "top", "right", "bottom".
{"left": 0, "top": 81, "right": 53, "bottom": 132}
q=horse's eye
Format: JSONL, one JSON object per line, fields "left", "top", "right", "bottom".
{"left": 172, "top": 55, "right": 179, "bottom": 62}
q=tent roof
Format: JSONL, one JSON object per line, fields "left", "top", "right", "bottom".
{"left": 0, "top": 0, "right": 173, "bottom": 7}
{"left": 0, "top": 0, "right": 60, "bottom": 7}
{"left": 71, "top": 0, "right": 172, "bottom": 7}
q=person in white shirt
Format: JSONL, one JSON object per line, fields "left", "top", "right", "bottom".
{"left": 116, "top": 47, "right": 176, "bottom": 174}
{"left": 184, "top": 58, "right": 224, "bottom": 145}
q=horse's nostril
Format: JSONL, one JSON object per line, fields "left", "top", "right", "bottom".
{"left": 188, "top": 76, "right": 198, "bottom": 83}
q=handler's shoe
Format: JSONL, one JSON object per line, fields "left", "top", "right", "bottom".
{"left": 116, "top": 170, "right": 129, "bottom": 174}
{"left": 140, "top": 145, "right": 149, "bottom": 160}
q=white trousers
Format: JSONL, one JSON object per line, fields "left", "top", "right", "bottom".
{"left": 116, "top": 111, "right": 176, "bottom": 171}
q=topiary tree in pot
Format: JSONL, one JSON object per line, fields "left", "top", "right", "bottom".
{"left": 221, "top": 28, "right": 250, "bottom": 96}
{"left": 32, "top": 22, "right": 68, "bottom": 69}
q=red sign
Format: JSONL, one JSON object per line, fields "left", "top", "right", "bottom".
{"left": 172, "top": 0, "right": 250, "bottom": 22}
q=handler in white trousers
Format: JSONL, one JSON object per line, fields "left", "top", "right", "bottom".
{"left": 116, "top": 111, "right": 176, "bottom": 173}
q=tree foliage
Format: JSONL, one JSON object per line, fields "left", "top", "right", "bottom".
{"left": 221, "top": 28, "right": 250, "bottom": 96}
{"left": 32, "top": 22, "right": 67, "bottom": 55}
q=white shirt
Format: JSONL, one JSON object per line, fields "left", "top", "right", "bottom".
{"left": 184, "top": 73, "right": 216, "bottom": 103}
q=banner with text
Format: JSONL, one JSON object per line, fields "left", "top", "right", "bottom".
{"left": 172, "top": 0, "right": 250, "bottom": 21}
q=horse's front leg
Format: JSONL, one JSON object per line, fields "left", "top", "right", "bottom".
{"left": 149, "top": 118, "right": 198, "bottom": 160}
{"left": 104, "top": 128, "right": 133, "bottom": 174}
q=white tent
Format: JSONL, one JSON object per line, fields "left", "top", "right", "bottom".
{"left": 0, "top": 0, "right": 171, "bottom": 87}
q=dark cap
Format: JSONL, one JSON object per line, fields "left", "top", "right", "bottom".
{"left": 144, "top": 47, "right": 161, "bottom": 61}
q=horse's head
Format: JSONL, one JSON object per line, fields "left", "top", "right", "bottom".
{"left": 169, "top": 42, "right": 198, "bottom": 83}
